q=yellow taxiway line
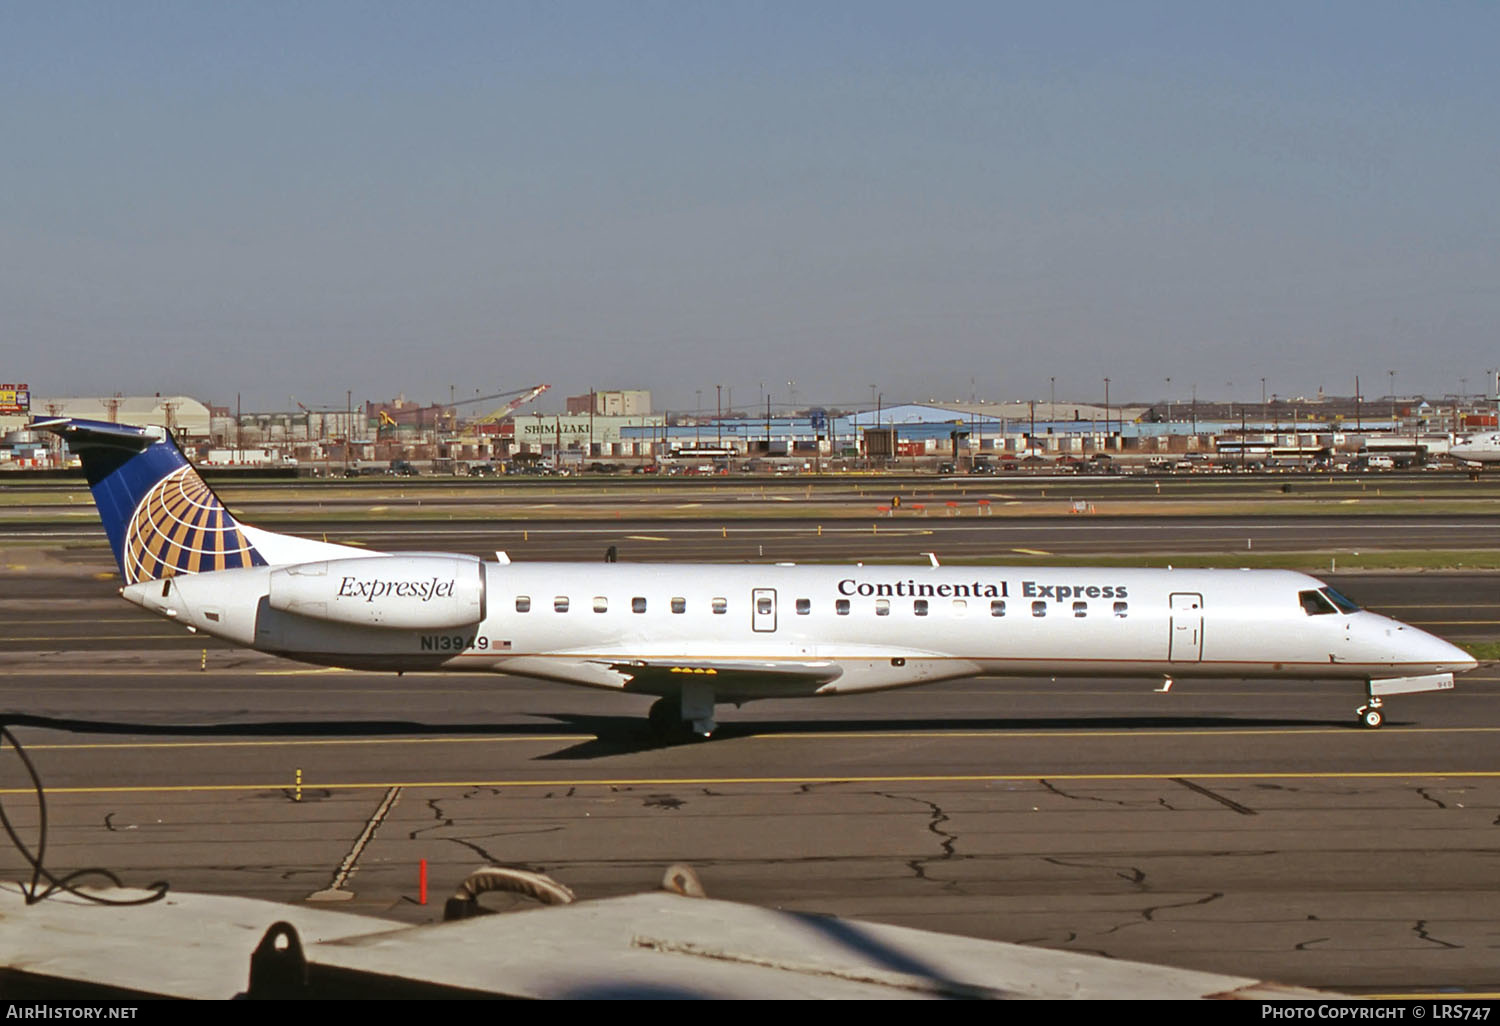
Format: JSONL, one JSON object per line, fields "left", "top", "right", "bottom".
{"left": 13, "top": 724, "right": 1500, "bottom": 753}
{"left": 9, "top": 770, "right": 1500, "bottom": 797}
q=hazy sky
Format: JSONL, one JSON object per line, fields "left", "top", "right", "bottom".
{"left": 4, "top": 1, "right": 1497, "bottom": 413}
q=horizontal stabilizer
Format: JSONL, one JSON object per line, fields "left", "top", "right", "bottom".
{"left": 31, "top": 417, "right": 161, "bottom": 451}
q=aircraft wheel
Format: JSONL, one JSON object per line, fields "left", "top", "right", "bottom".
{"left": 1360, "top": 707, "right": 1384, "bottom": 729}
{"left": 648, "top": 698, "right": 692, "bottom": 744}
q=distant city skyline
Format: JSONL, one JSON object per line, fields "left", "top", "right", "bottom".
{"left": 5, "top": 3, "right": 1497, "bottom": 412}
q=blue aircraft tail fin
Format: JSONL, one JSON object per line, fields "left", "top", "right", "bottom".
{"left": 33, "top": 417, "right": 265, "bottom": 583}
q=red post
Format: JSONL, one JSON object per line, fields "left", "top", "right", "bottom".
{"left": 419, "top": 859, "right": 428, "bottom": 905}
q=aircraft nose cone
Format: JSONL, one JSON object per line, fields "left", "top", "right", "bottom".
{"left": 1413, "top": 629, "right": 1477, "bottom": 674}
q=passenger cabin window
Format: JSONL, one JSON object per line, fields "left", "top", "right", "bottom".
{"left": 1113, "top": 601, "right": 1128, "bottom": 618}
{"left": 592, "top": 596, "right": 608, "bottom": 613}
{"left": 1032, "top": 600, "right": 1046, "bottom": 618}
{"left": 991, "top": 600, "right": 1006, "bottom": 617}
{"left": 554, "top": 596, "right": 569, "bottom": 613}
{"left": 632, "top": 597, "right": 647, "bottom": 614}
{"left": 757, "top": 596, "right": 773, "bottom": 615}
{"left": 671, "top": 597, "right": 686, "bottom": 614}
{"left": 1300, "top": 590, "right": 1338, "bottom": 615}
{"left": 1073, "top": 601, "right": 1087, "bottom": 618}
{"left": 515, "top": 596, "right": 531, "bottom": 613}
{"left": 712, "top": 597, "right": 727, "bottom": 615}
{"left": 876, "top": 599, "right": 890, "bottom": 616}
{"left": 836, "top": 599, "right": 850, "bottom": 616}
{"left": 913, "top": 599, "right": 929, "bottom": 616}
{"left": 796, "top": 598, "right": 810, "bottom": 615}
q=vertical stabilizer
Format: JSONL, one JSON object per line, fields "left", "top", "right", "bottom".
{"left": 33, "top": 418, "right": 265, "bottom": 583}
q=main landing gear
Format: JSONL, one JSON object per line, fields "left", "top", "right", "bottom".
{"left": 648, "top": 683, "right": 718, "bottom": 744}
{"left": 648, "top": 697, "right": 695, "bottom": 744}
{"left": 1355, "top": 700, "right": 1384, "bottom": 729}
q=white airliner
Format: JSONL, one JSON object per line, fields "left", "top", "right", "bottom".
{"left": 1449, "top": 430, "right": 1500, "bottom": 467}
{"left": 37, "top": 417, "right": 1476, "bottom": 738}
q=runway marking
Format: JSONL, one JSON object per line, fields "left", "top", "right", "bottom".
{"left": 1011, "top": 548, "right": 1052, "bottom": 555}
{"left": 2, "top": 616, "right": 173, "bottom": 623}
{"left": 6, "top": 634, "right": 195, "bottom": 642}
{"left": 625, "top": 535, "right": 671, "bottom": 542}
{"left": 12, "top": 770, "right": 1500, "bottom": 797}
{"left": 1381, "top": 604, "right": 1500, "bottom": 610}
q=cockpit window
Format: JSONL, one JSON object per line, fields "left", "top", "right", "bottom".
{"left": 1299, "top": 590, "right": 1337, "bottom": 615}
{"left": 1320, "top": 587, "right": 1360, "bottom": 613}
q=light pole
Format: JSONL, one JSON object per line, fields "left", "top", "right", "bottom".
{"left": 716, "top": 384, "right": 722, "bottom": 450}
{"left": 1165, "top": 377, "right": 1172, "bottom": 422}
{"left": 1103, "top": 377, "right": 1110, "bottom": 444}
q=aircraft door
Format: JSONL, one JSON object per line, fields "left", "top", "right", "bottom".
{"left": 752, "top": 588, "right": 777, "bottom": 632}
{"left": 1169, "top": 592, "right": 1203, "bottom": 662}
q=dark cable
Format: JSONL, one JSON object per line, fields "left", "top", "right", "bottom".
{"left": 0, "top": 724, "right": 169, "bottom": 906}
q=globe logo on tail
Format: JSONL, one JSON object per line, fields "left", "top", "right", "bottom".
{"left": 123, "top": 466, "right": 259, "bottom": 583}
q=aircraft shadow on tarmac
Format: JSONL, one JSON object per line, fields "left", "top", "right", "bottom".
{"left": 0, "top": 711, "right": 1374, "bottom": 762}
{"left": 529, "top": 712, "right": 1378, "bottom": 759}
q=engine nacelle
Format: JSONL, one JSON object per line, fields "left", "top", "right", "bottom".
{"left": 268, "top": 555, "right": 485, "bottom": 629}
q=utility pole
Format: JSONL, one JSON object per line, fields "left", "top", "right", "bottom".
{"left": 1103, "top": 377, "right": 1110, "bottom": 446}
{"left": 1389, "top": 369, "right": 1396, "bottom": 428}
{"left": 716, "top": 384, "right": 722, "bottom": 450}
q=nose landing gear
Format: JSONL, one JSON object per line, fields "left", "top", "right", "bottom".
{"left": 1357, "top": 671, "right": 1459, "bottom": 730}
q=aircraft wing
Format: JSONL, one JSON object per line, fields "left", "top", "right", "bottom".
{"left": 604, "top": 658, "right": 842, "bottom": 691}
